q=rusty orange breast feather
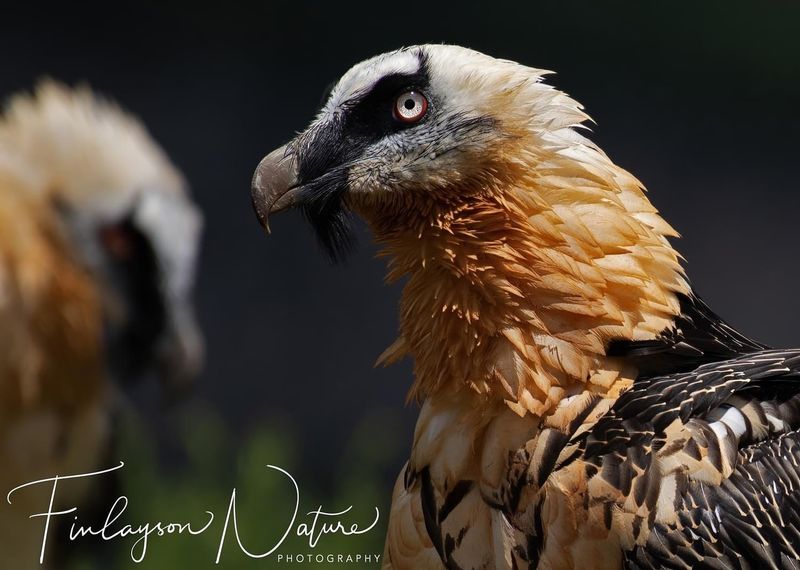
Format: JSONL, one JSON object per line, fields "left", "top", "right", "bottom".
{"left": 360, "top": 130, "right": 689, "bottom": 418}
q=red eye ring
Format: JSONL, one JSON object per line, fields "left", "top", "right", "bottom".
{"left": 393, "top": 90, "right": 428, "bottom": 123}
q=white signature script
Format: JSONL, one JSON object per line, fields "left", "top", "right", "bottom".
{"left": 6, "top": 462, "right": 380, "bottom": 564}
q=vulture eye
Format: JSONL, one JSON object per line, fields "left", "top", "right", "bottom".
{"left": 99, "top": 223, "right": 136, "bottom": 261}
{"left": 393, "top": 90, "right": 428, "bottom": 123}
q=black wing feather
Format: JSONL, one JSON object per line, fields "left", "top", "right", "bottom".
{"left": 608, "top": 293, "right": 768, "bottom": 378}
{"left": 572, "top": 349, "right": 800, "bottom": 569}
{"left": 626, "top": 433, "right": 800, "bottom": 569}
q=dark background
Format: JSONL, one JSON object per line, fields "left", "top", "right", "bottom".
{"left": 2, "top": 0, "right": 798, "bottom": 503}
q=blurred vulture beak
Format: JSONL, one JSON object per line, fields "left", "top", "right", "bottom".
{"left": 157, "top": 302, "right": 204, "bottom": 400}
{"left": 251, "top": 144, "right": 301, "bottom": 233}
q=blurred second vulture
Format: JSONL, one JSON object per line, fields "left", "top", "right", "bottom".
{"left": 0, "top": 82, "right": 203, "bottom": 568}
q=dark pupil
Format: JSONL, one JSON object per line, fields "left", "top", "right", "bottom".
{"left": 404, "top": 98, "right": 416, "bottom": 110}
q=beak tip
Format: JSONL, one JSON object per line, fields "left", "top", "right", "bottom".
{"left": 250, "top": 194, "right": 271, "bottom": 234}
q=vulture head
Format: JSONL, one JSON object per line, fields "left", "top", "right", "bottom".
{"left": 1, "top": 81, "right": 204, "bottom": 395}
{"left": 252, "top": 45, "right": 526, "bottom": 260}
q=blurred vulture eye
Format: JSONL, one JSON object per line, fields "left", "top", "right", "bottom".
{"left": 393, "top": 90, "right": 428, "bottom": 123}
{"left": 99, "top": 223, "right": 136, "bottom": 261}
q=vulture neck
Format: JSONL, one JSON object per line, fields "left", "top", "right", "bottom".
{"left": 367, "top": 177, "right": 689, "bottom": 418}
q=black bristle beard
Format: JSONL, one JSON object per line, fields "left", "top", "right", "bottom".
{"left": 298, "top": 176, "right": 356, "bottom": 263}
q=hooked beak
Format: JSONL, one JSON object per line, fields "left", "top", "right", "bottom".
{"left": 251, "top": 144, "right": 301, "bottom": 233}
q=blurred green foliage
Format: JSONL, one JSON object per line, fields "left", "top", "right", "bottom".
{"left": 67, "top": 403, "right": 400, "bottom": 569}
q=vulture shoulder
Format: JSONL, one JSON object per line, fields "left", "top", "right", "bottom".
{"left": 550, "top": 349, "right": 800, "bottom": 569}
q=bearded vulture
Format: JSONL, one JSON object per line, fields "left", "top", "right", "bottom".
{"left": 251, "top": 45, "right": 800, "bottom": 569}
